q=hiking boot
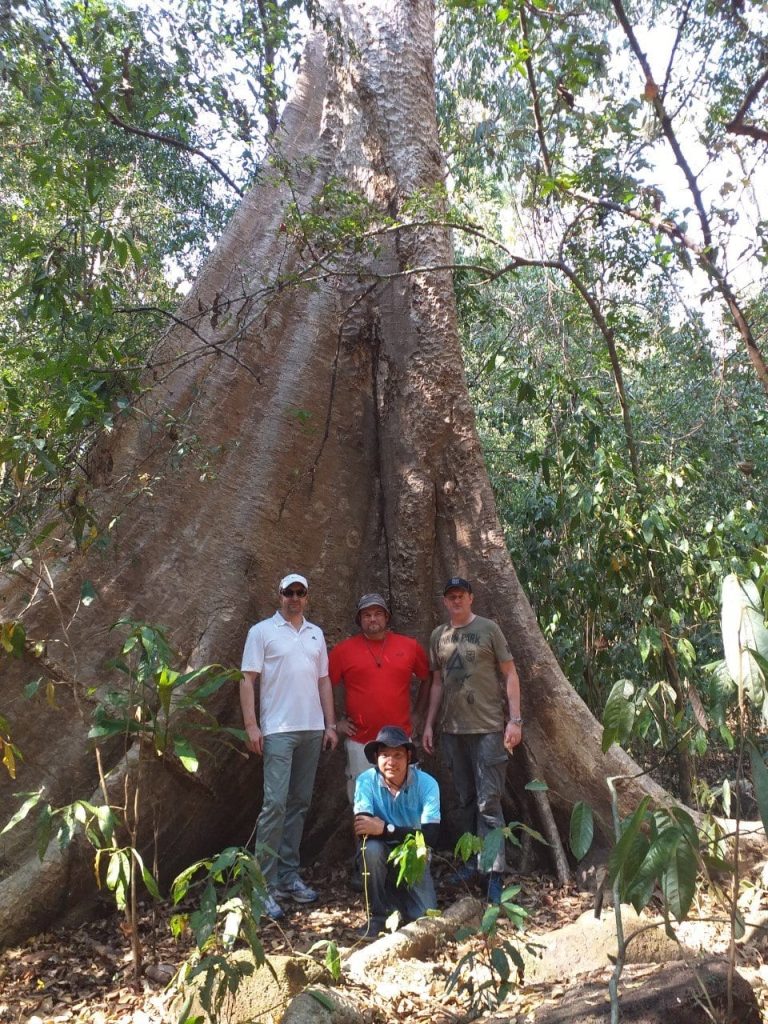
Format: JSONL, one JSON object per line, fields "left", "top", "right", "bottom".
{"left": 274, "top": 877, "right": 319, "bottom": 903}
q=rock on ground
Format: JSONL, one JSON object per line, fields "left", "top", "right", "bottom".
{"left": 528, "top": 958, "right": 760, "bottom": 1024}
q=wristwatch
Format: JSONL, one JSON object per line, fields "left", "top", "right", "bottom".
{"left": 384, "top": 822, "right": 395, "bottom": 835}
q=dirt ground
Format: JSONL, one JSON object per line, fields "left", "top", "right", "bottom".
{"left": 2, "top": 859, "right": 767, "bottom": 1024}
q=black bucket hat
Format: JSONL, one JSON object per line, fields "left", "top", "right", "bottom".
{"left": 364, "top": 725, "right": 416, "bottom": 765}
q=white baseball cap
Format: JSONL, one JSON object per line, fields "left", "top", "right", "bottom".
{"left": 279, "top": 573, "right": 309, "bottom": 592}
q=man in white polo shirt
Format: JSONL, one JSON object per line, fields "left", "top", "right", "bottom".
{"left": 239, "top": 572, "right": 338, "bottom": 919}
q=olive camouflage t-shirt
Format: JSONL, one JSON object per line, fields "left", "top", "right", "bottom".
{"left": 429, "top": 615, "right": 513, "bottom": 733}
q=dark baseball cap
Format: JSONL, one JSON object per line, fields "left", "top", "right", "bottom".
{"left": 444, "top": 577, "right": 472, "bottom": 594}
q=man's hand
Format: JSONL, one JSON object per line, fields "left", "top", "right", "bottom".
{"left": 504, "top": 720, "right": 522, "bottom": 752}
{"left": 421, "top": 725, "right": 435, "bottom": 756}
{"left": 336, "top": 717, "right": 358, "bottom": 738}
{"left": 245, "top": 723, "right": 263, "bottom": 756}
{"left": 354, "top": 814, "right": 386, "bottom": 837}
{"left": 323, "top": 726, "right": 339, "bottom": 751}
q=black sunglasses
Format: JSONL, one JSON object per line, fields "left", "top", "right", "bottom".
{"left": 282, "top": 587, "right": 307, "bottom": 598}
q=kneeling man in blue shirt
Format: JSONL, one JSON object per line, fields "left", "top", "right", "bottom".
{"left": 353, "top": 725, "right": 440, "bottom": 937}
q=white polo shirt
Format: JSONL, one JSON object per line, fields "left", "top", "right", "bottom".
{"left": 241, "top": 612, "right": 329, "bottom": 735}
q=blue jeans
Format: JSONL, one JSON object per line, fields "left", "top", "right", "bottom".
{"left": 256, "top": 730, "right": 323, "bottom": 888}
{"left": 360, "top": 837, "right": 437, "bottom": 923}
{"left": 441, "top": 732, "right": 508, "bottom": 873}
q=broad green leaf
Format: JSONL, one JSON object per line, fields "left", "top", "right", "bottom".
{"left": 491, "top": 945, "right": 511, "bottom": 980}
{"left": 478, "top": 827, "right": 505, "bottom": 872}
{"left": 607, "top": 796, "right": 651, "bottom": 887}
{"left": 80, "top": 580, "right": 97, "bottom": 607}
{"left": 569, "top": 801, "right": 594, "bottom": 860}
{"left": 602, "top": 679, "right": 635, "bottom": 753}
{"left": 105, "top": 850, "right": 130, "bottom": 909}
{"left": 133, "top": 850, "right": 161, "bottom": 900}
{"left": 661, "top": 833, "right": 698, "bottom": 921}
{"left": 624, "top": 827, "right": 680, "bottom": 912}
{"left": 481, "top": 904, "right": 500, "bottom": 933}
{"left": 524, "top": 779, "right": 549, "bottom": 791}
{"left": 325, "top": 941, "right": 341, "bottom": 980}
{"left": 173, "top": 737, "right": 199, "bottom": 773}
{"left": 1, "top": 790, "right": 44, "bottom": 835}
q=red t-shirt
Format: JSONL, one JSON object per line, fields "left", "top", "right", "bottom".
{"left": 328, "top": 632, "right": 429, "bottom": 744}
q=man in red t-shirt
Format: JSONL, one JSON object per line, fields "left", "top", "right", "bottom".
{"left": 329, "top": 593, "right": 430, "bottom": 802}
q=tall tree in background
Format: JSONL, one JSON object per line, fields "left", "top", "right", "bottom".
{"left": 0, "top": 0, "right": 678, "bottom": 944}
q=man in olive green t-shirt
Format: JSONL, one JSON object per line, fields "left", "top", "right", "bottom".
{"left": 422, "top": 577, "right": 521, "bottom": 904}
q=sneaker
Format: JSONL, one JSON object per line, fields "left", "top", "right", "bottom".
{"left": 263, "top": 890, "right": 285, "bottom": 920}
{"left": 486, "top": 871, "right": 504, "bottom": 905}
{"left": 274, "top": 877, "right": 319, "bottom": 903}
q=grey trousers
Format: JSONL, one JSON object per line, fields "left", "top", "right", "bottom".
{"left": 441, "top": 731, "right": 508, "bottom": 873}
{"left": 256, "top": 730, "right": 323, "bottom": 888}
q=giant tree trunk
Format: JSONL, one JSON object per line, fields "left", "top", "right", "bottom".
{"left": 0, "top": 0, "right": 669, "bottom": 945}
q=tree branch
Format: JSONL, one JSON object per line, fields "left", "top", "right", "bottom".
{"left": 609, "top": 0, "right": 712, "bottom": 251}
{"left": 565, "top": 188, "right": 768, "bottom": 397}
{"left": 520, "top": 6, "right": 552, "bottom": 178}
{"left": 726, "top": 65, "right": 768, "bottom": 144}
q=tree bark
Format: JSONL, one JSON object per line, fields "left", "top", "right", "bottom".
{"left": 0, "top": 0, "right": 671, "bottom": 946}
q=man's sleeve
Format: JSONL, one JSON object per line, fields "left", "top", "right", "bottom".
{"left": 241, "top": 624, "right": 265, "bottom": 673}
{"left": 353, "top": 772, "right": 377, "bottom": 816}
{"left": 490, "top": 622, "right": 513, "bottom": 665}
{"left": 420, "top": 774, "right": 441, "bottom": 825}
{"left": 318, "top": 634, "right": 329, "bottom": 678}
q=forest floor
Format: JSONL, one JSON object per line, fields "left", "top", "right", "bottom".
{"left": 2, "top": 860, "right": 768, "bottom": 1024}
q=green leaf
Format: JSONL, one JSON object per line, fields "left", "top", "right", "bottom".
{"left": 105, "top": 850, "right": 130, "bottom": 910}
{"left": 569, "top": 801, "right": 594, "bottom": 860}
{"left": 524, "top": 779, "right": 549, "bottom": 791}
{"left": 602, "top": 679, "right": 635, "bottom": 753}
{"left": 133, "top": 849, "right": 161, "bottom": 900}
{"left": 324, "top": 941, "right": 341, "bottom": 980}
{"left": 480, "top": 904, "right": 500, "bottom": 933}
{"left": 80, "top": 580, "right": 97, "bottom": 607}
{"left": 478, "top": 827, "right": 505, "bottom": 872}
{"left": 624, "top": 827, "right": 680, "bottom": 912}
{"left": 173, "top": 737, "right": 199, "bottom": 773}
{"left": 491, "top": 945, "right": 511, "bottom": 980}
{"left": 607, "top": 796, "right": 651, "bottom": 887}
{"left": 1, "top": 790, "right": 45, "bottom": 836}
{"left": 661, "top": 833, "right": 698, "bottom": 921}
